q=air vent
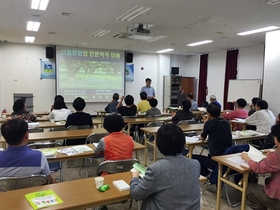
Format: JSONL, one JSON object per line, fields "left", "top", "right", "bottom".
{"left": 31, "top": 14, "right": 41, "bottom": 17}
{"left": 112, "top": 33, "right": 128, "bottom": 39}
{"left": 48, "top": 32, "right": 57, "bottom": 35}
{"left": 60, "top": 12, "right": 75, "bottom": 17}
{"left": 266, "top": 0, "right": 280, "bottom": 5}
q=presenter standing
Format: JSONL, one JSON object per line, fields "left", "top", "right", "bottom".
{"left": 140, "top": 78, "right": 156, "bottom": 100}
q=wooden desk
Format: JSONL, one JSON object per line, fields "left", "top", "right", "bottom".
{"left": 0, "top": 128, "right": 108, "bottom": 149}
{"left": 46, "top": 142, "right": 146, "bottom": 163}
{"left": 185, "top": 131, "right": 267, "bottom": 158}
{"left": 136, "top": 113, "right": 171, "bottom": 118}
{"left": 140, "top": 124, "right": 204, "bottom": 164}
{"left": 5, "top": 112, "right": 50, "bottom": 117}
{"left": 94, "top": 110, "right": 108, "bottom": 122}
{"left": 36, "top": 120, "right": 102, "bottom": 129}
{"left": 212, "top": 154, "right": 251, "bottom": 210}
{"left": 124, "top": 117, "right": 173, "bottom": 134}
{"left": 0, "top": 172, "right": 133, "bottom": 210}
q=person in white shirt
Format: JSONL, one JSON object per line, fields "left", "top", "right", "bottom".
{"left": 187, "top": 93, "right": 198, "bottom": 110}
{"left": 245, "top": 100, "right": 275, "bottom": 134}
{"left": 48, "top": 99, "right": 71, "bottom": 121}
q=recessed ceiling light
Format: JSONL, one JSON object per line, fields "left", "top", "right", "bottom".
{"left": 116, "top": 5, "right": 151, "bottom": 21}
{"left": 27, "top": 21, "right": 41, "bottom": 31}
{"left": 156, "top": 48, "right": 174, "bottom": 53}
{"left": 236, "top": 26, "right": 280, "bottom": 36}
{"left": 31, "top": 0, "right": 49, "bottom": 11}
{"left": 145, "top": 35, "right": 167, "bottom": 43}
{"left": 77, "top": 42, "right": 89, "bottom": 47}
{"left": 187, "top": 40, "right": 213, "bottom": 47}
{"left": 186, "top": 17, "right": 224, "bottom": 29}
{"left": 25, "top": 36, "right": 35, "bottom": 43}
{"left": 91, "top": 29, "right": 111, "bottom": 37}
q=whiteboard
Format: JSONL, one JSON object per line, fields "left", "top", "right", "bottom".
{"left": 227, "top": 80, "right": 261, "bottom": 103}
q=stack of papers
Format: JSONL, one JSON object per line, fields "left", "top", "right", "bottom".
{"left": 58, "top": 145, "right": 92, "bottom": 156}
{"left": 113, "top": 180, "right": 130, "bottom": 191}
{"left": 197, "top": 107, "right": 206, "bottom": 112}
{"left": 41, "top": 148, "right": 57, "bottom": 158}
{"left": 185, "top": 136, "right": 200, "bottom": 143}
{"left": 28, "top": 122, "right": 40, "bottom": 128}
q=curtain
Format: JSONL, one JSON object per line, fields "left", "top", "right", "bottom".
{"left": 197, "top": 54, "right": 208, "bottom": 106}
{"left": 223, "top": 49, "right": 239, "bottom": 110}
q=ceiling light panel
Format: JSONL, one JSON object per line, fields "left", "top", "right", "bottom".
{"left": 31, "top": 0, "right": 50, "bottom": 11}
{"left": 77, "top": 42, "right": 89, "bottom": 47}
{"left": 187, "top": 40, "right": 213, "bottom": 46}
{"left": 91, "top": 29, "right": 111, "bottom": 37}
{"left": 25, "top": 36, "right": 35, "bottom": 43}
{"left": 186, "top": 17, "right": 224, "bottom": 29}
{"left": 27, "top": 21, "right": 41, "bottom": 31}
{"left": 146, "top": 35, "right": 167, "bottom": 42}
{"left": 116, "top": 5, "right": 151, "bottom": 21}
{"left": 156, "top": 48, "right": 174, "bottom": 53}
{"left": 236, "top": 26, "right": 280, "bottom": 36}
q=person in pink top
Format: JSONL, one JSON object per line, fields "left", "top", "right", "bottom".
{"left": 241, "top": 123, "right": 280, "bottom": 210}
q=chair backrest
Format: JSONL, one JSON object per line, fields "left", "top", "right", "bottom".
{"left": 66, "top": 125, "right": 91, "bottom": 130}
{"left": 49, "top": 127, "right": 67, "bottom": 132}
{"left": 177, "top": 119, "right": 196, "bottom": 125}
{"left": 27, "top": 142, "right": 61, "bottom": 149}
{"left": 28, "top": 127, "right": 44, "bottom": 133}
{"left": 86, "top": 133, "right": 108, "bottom": 144}
{"left": 96, "top": 159, "right": 138, "bottom": 176}
{"left": 146, "top": 121, "right": 165, "bottom": 127}
{"left": 0, "top": 174, "right": 49, "bottom": 192}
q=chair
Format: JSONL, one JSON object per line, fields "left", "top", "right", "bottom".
{"left": 0, "top": 174, "right": 49, "bottom": 192}
{"left": 204, "top": 144, "right": 250, "bottom": 207}
{"left": 96, "top": 159, "right": 140, "bottom": 210}
{"left": 27, "top": 142, "right": 63, "bottom": 182}
{"left": 64, "top": 125, "right": 91, "bottom": 145}
{"left": 147, "top": 114, "right": 161, "bottom": 118}
{"left": 122, "top": 116, "right": 139, "bottom": 142}
{"left": 79, "top": 133, "right": 108, "bottom": 177}
{"left": 144, "top": 121, "right": 165, "bottom": 163}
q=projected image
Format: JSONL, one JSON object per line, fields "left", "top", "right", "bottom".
{"left": 59, "top": 60, "right": 122, "bottom": 89}
{"left": 56, "top": 46, "right": 125, "bottom": 102}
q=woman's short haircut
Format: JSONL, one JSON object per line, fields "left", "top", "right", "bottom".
{"left": 1, "top": 119, "right": 28, "bottom": 145}
{"left": 124, "top": 95, "right": 134, "bottom": 106}
{"left": 187, "top": 93, "right": 194, "bottom": 99}
{"left": 156, "top": 124, "right": 185, "bottom": 156}
{"left": 149, "top": 98, "right": 158, "bottom": 107}
{"left": 113, "top": 93, "right": 119, "bottom": 101}
{"left": 53, "top": 99, "right": 67, "bottom": 109}
{"left": 73, "top": 97, "right": 86, "bottom": 111}
{"left": 237, "top": 98, "right": 247, "bottom": 108}
{"left": 256, "top": 100, "right": 268, "bottom": 110}
{"left": 182, "top": 99, "right": 191, "bottom": 111}
{"left": 13, "top": 99, "right": 25, "bottom": 112}
{"left": 271, "top": 123, "right": 280, "bottom": 143}
{"left": 252, "top": 97, "right": 260, "bottom": 106}
{"left": 140, "top": 92, "right": 147, "bottom": 100}
{"left": 103, "top": 114, "right": 125, "bottom": 133}
{"left": 207, "top": 103, "right": 221, "bottom": 117}
{"left": 54, "top": 95, "right": 64, "bottom": 102}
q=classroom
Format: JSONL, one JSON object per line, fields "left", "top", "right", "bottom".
{"left": 1, "top": 0, "right": 280, "bottom": 210}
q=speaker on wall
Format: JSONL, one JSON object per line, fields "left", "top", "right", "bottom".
{"left": 46, "top": 47, "right": 54, "bottom": 58}
{"left": 126, "top": 53, "right": 133, "bottom": 63}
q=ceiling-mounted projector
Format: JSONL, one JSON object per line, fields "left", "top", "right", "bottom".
{"left": 136, "top": 24, "right": 150, "bottom": 34}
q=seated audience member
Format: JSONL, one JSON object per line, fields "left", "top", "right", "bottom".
{"left": 116, "top": 95, "right": 137, "bottom": 116}
{"left": 64, "top": 97, "right": 92, "bottom": 145}
{"left": 209, "top": 95, "right": 221, "bottom": 108}
{"left": 95, "top": 114, "right": 134, "bottom": 161}
{"left": 245, "top": 100, "right": 275, "bottom": 134}
{"left": 130, "top": 124, "right": 201, "bottom": 210}
{"left": 223, "top": 98, "right": 248, "bottom": 130}
{"left": 146, "top": 98, "right": 161, "bottom": 117}
{"left": 171, "top": 99, "right": 194, "bottom": 124}
{"left": 137, "top": 92, "right": 151, "bottom": 113}
{"left": 11, "top": 99, "right": 36, "bottom": 122}
{"left": 187, "top": 93, "right": 198, "bottom": 110}
{"left": 193, "top": 103, "right": 232, "bottom": 176}
{"left": 50, "top": 95, "right": 67, "bottom": 111}
{"left": 48, "top": 99, "right": 71, "bottom": 121}
{"left": 241, "top": 123, "right": 280, "bottom": 210}
{"left": 0, "top": 119, "right": 54, "bottom": 183}
{"left": 249, "top": 97, "right": 261, "bottom": 116}
{"left": 104, "top": 93, "right": 119, "bottom": 113}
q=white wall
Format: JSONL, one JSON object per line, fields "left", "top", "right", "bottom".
{"left": 263, "top": 30, "right": 280, "bottom": 115}
{"left": 207, "top": 51, "right": 227, "bottom": 109}
{"left": 0, "top": 43, "right": 55, "bottom": 113}
{"left": 170, "top": 55, "right": 188, "bottom": 75}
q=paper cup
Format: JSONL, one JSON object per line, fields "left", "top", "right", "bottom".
{"left": 95, "top": 177, "right": 104, "bottom": 189}
{"left": 236, "top": 131, "right": 241, "bottom": 137}
{"left": 51, "top": 119, "right": 55, "bottom": 123}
